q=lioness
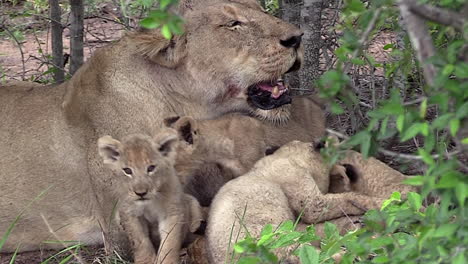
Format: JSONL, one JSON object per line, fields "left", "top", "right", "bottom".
{"left": 206, "top": 141, "right": 384, "bottom": 263}
{"left": 0, "top": 0, "right": 304, "bottom": 253}
{"left": 98, "top": 129, "right": 202, "bottom": 264}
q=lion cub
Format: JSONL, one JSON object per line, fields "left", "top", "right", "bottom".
{"left": 98, "top": 129, "right": 202, "bottom": 264}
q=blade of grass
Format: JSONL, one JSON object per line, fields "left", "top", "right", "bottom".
{"left": 0, "top": 185, "right": 53, "bottom": 251}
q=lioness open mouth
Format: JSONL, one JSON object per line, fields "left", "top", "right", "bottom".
{"left": 247, "top": 79, "right": 292, "bottom": 110}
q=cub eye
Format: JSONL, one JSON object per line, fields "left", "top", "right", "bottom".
{"left": 122, "top": 168, "right": 133, "bottom": 175}
{"left": 147, "top": 165, "right": 156, "bottom": 173}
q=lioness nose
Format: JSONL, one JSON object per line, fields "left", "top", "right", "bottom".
{"left": 280, "top": 33, "right": 303, "bottom": 49}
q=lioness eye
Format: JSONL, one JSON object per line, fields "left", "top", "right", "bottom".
{"left": 122, "top": 168, "right": 133, "bottom": 175}
{"left": 147, "top": 165, "right": 156, "bottom": 173}
{"left": 228, "top": 20, "right": 242, "bottom": 28}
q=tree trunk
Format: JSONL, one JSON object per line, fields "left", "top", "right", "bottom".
{"left": 299, "top": 0, "right": 323, "bottom": 93}
{"left": 49, "top": 0, "right": 64, "bottom": 83}
{"left": 70, "top": 0, "right": 84, "bottom": 75}
{"left": 281, "top": 0, "right": 301, "bottom": 91}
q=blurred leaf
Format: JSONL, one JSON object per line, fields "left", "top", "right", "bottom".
{"left": 140, "top": 17, "right": 159, "bottom": 29}
{"left": 161, "top": 24, "right": 172, "bottom": 39}
{"left": 397, "top": 114, "right": 405, "bottom": 132}
{"left": 401, "top": 123, "right": 423, "bottom": 141}
{"left": 433, "top": 224, "right": 458, "bottom": 238}
{"left": 298, "top": 245, "right": 319, "bottom": 264}
{"left": 238, "top": 256, "right": 260, "bottom": 264}
{"left": 407, "top": 192, "right": 422, "bottom": 211}
{"left": 455, "top": 184, "right": 467, "bottom": 207}
{"left": 419, "top": 98, "right": 427, "bottom": 119}
{"left": 418, "top": 148, "right": 434, "bottom": 165}
{"left": 449, "top": 118, "right": 460, "bottom": 137}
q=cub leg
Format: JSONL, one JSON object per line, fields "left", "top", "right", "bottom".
{"left": 157, "top": 215, "right": 184, "bottom": 264}
{"left": 119, "top": 213, "right": 156, "bottom": 264}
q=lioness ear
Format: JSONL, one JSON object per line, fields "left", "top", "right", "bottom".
{"left": 154, "top": 128, "right": 179, "bottom": 158}
{"left": 131, "top": 31, "right": 186, "bottom": 68}
{"left": 98, "top": 136, "right": 122, "bottom": 164}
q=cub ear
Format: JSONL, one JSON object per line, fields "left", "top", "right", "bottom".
{"left": 154, "top": 128, "right": 180, "bottom": 158}
{"left": 98, "top": 136, "right": 122, "bottom": 164}
{"left": 172, "top": 116, "right": 198, "bottom": 145}
{"left": 131, "top": 30, "right": 186, "bottom": 68}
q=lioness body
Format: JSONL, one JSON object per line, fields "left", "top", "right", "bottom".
{"left": 0, "top": 0, "right": 304, "bottom": 253}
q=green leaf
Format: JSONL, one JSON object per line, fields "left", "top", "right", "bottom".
{"left": 237, "top": 256, "right": 260, "bottom": 264}
{"left": 450, "top": 119, "right": 460, "bottom": 136}
{"left": 260, "top": 224, "right": 272, "bottom": 236}
{"left": 278, "top": 220, "right": 294, "bottom": 232}
{"left": 330, "top": 102, "right": 344, "bottom": 114}
{"left": 161, "top": 24, "right": 172, "bottom": 39}
{"left": 462, "top": 137, "right": 468, "bottom": 144}
{"left": 441, "top": 64, "right": 454, "bottom": 76}
{"left": 456, "top": 102, "right": 468, "bottom": 119}
{"left": 298, "top": 245, "right": 319, "bottom": 264}
{"left": 139, "top": 18, "right": 160, "bottom": 29}
{"left": 324, "top": 222, "right": 339, "bottom": 239}
{"left": 455, "top": 183, "right": 467, "bottom": 207}
{"left": 396, "top": 114, "right": 405, "bottom": 132}
{"left": 270, "top": 231, "right": 302, "bottom": 248}
{"left": 407, "top": 192, "right": 422, "bottom": 211}
{"left": 431, "top": 113, "right": 454, "bottom": 129}
{"left": 372, "top": 256, "right": 390, "bottom": 263}
{"left": 381, "top": 192, "right": 401, "bottom": 210}
{"left": 346, "top": 0, "right": 366, "bottom": 12}
{"left": 418, "top": 148, "right": 434, "bottom": 165}
{"left": 401, "top": 123, "right": 423, "bottom": 142}
{"left": 454, "top": 62, "right": 468, "bottom": 78}
{"left": 453, "top": 251, "right": 466, "bottom": 264}
{"left": 436, "top": 172, "right": 461, "bottom": 188}
{"left": 160, "top": 0, "right": 172, "bottom": 10}
{"left": 233, "top": 243, "right": 245, "bottom": 253}
{"left": 419, "top": 98, "right": 427, "bottom": 118}
{"left": 433, "top": 224, "right": 458, "bottom": 238}
{"left": 383, "top": 43, "right": 394, "bottom": 50}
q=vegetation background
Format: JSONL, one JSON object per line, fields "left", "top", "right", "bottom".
{"left": 0, "top": 0, "right": 467, "bottom": 263}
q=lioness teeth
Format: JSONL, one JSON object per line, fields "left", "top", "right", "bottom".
{"left": 272, "top": 86, "right": 280, "bottom": 96}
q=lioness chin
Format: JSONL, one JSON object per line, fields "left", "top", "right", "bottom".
{"left": 0, "top": 0, "right": 305, "bottom": 253}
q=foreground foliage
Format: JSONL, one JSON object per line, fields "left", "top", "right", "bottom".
{"left": 233, "top": 0, "right": 467, "bottom": 263}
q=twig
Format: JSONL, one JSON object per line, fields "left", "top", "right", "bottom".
{"left": 342, "top": 8, "right": 382, "bottom": 74}
{"left": 1, "top": 25, "right": 26, "bottom": 80}
{"left": 325, "top": 128, "right": 461, "bottom": 161}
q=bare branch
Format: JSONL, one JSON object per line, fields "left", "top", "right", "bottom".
{"left": 398, "top": 0, "right": 437, "bottom": 86}
{"left": 406, "top": 0, "right": 465, "bottom": 31}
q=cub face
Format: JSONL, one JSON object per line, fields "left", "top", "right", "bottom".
{"left": 97, "top": 129, "right": 179, "bottom": 202}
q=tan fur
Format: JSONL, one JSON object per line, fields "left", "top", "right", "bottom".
{"left": 166, "top": 95, "right": 326, "bottom": 206}
{"left": 0, "top": 0, "right": 304, "bottom": 253}
{"left": 97, "top": 129, "right": 202, "bottom": 264}
{"left": 329, "top": 150, "right": 418, "bottom": 197}
{"left": 206, "top": 141, "right": 385, "bottom": 263}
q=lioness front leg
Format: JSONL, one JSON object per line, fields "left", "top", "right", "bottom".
{"left": 120, "top": 214, "right": 157, "bottom": 264}
{"left": 156, "top": 215, "right": 184, "bottom": 264}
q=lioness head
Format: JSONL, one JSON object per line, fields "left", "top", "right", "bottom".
{"left": 132, "top": 0, "right": 303, "bottom": 121}
{"left": 97, "top": 129, "right": 179, "bottom": 202}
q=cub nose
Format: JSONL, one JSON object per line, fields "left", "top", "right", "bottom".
{"left": 280, "top": 33, "right": 303, "bottom": 49}
{"left": 134, "top": 188, "right": 148, "bottom": 198}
